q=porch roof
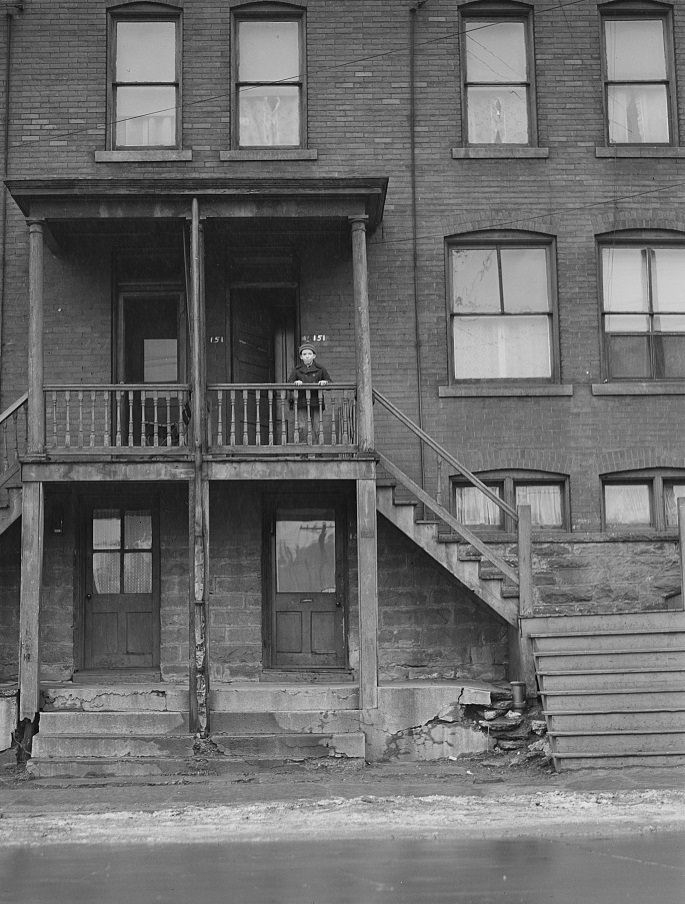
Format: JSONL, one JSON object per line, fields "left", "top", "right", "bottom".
{"left": 5, "top": 176, "right": 388, "bottom": 231}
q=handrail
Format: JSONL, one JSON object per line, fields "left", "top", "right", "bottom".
{"left": 44, "top": 383, "right": 191, "bottom": 392}
{"left": 208, "top": 382, "right": 356, "bottom": 391}
{"left": 0, "top": 391, "right": 28, "bottom": 423}
{"left": 373, "top": 389, "right": 518, "bottom": 521}
{"left": 0, "top": 392, "right": 28, "bottom": 488}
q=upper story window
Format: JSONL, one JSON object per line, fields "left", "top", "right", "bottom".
{"left": 109, "top": 6, "right": 181, "bottom": 148}
{"left": 234, "top": 6, "right": 304, "bottom": 148}
{"left": 600, "top": 240, "right": 685, "bottom": 380}
{"left": 453, "top": 472, "right": 568, "bottom": 531}
{"left": 461, "top": 4, "right": 535, "bottom": 145}
{"left": 447, "top": 235, "right": 556, "bottom": 381}
{"left": 601, "top": 3, "right": 675, "bottom": 145}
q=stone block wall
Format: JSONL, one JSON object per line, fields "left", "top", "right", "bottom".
{"left": 0, "top": 520, "right": 20, "bottom": 681}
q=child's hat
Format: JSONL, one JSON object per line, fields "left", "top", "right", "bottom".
{"left": 299, "top": 342, "right": 316, "bottom": 354}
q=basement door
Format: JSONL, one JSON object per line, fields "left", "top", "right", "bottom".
{"left": 266, "top": 497, "right": 347, "bottom": 669}
{"left": 82, "top": 501, "right": 160, "bottom": 670}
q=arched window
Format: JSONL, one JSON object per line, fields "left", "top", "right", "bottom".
{"left": 452, "top": 470, "right": 569, "bottom": 531}
{"left": 602, "top": 469, "right": 685, "bottom": 529}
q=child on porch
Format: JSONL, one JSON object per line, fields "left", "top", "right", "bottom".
{"left": 288, "top": 343, "right": 332, "bottom": 443}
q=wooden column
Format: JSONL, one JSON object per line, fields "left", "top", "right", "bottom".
{"left": 188, "top": 198, "right": 209, "bottom": 735}
{"left": 357, "top": 477, "right": 379, "bottom": 710}
{"left": 350, "top": 216, "right": 374, "bottom": 452}
{"left": 514, "top": 504, "right": 536, "bottom": 691}
{"left": 679, "top": 498, "right": 685, "bottom": 609}
{"left": 27, "top": 220, "right": 45, "bottom": 454}
{"left": 19, "top": 481, "right": 44, "bottom": 722}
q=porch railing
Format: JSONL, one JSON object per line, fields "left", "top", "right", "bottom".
{"left": 0, "top": 393, "right": 28, "bottom": 487}
{"left": 207, "top": 384, "right": 356, "bottom": 450}
{"left": 44, "top": 385, "right": 191, "bottom": 451}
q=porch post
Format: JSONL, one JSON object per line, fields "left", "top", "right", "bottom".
{"left": 27, "top": 220, "right": 45, "bottom": 454}
{"left": 515, "top": 504, "right": 537, "bottom": 692}
{"left": 19, "top": 481, "right": 44, "bottom": 724}
{"left": 188, "top": 198, "right": 209, "bottom": 735}
{"left": 350, "top": 216, "right": 374, "bottom": 452}
{"left": 357, "top": 477, "right": 379, "bottom": 710}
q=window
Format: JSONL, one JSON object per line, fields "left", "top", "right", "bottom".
{"left": 109, "top": 8, "right": 180, "bottom": 148}
{"left": 602, "top": 471, "right": 685, "bottom": 529}
{"left": 453, "top": 473, "right": 567, "bottom": 530}
{"left": 600, "top": 243, "right": 685, "bottom": 380}
{"left": 448, "top": 239, "right": 555, "bottom": 380}
{"left": 601, "top": 6, "right": 674, "bottom": 145}
{"left": 461, "top": 8, "right": 535, "bottom": 145}
{"left": 234, "top": 9, "right": 304, "bottom": 148}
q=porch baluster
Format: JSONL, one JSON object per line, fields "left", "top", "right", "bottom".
{"left": 293, "top": 388, "right": 300, "bottom": 443}
{"left": 279, "top": 390, "right": 287, "bottom": 445}
{"left": 89, "top": 391, "right": 96, "bottom": 447}
{"left": 51, "top": 392, "right": 57, "bottom": 449}
{"left": 77, "top": 390, "right": 84, "bottom": 448}
{"left": 267, "top": 389, "right": 274, "bottom": 446}
{"left": 115, "top": 389, "right": 122, "bottom": 447}
{"left": 242, "top": 390, "right": 248, "bottom": 446}
{"left": 177, "top": 391, "right": 186, "bottom": 446}
{"left": 140, "top": 390, "right": 147, "bottom": 447}
{"left": 305, "top": 389, "right": 312, "bottom": 444}
{"left": 64, "top": 390, "right": 71, "bottom": 448}
{"left": 229, "top": 390, "right": 236, "bottom": 446}
{"left": 103, "top": 391, "right": 110, "bottom": 447}
{"left": 331, "top": 398, "right": 338, "bottom": 446}
{"left": 317, "top": 393, "right": 324, "bottom": 445}
{"left": 255, "top": 388, "right": 262, "bottom": 446}
{"left": 152, "top": 391, "right": 159, "bottom": 447}
{"left": 0, "top": 420, "right": 7, "bottom": 471}
{"left": 166, "top": 393, "right": 172, "bottom": 447}
{"left": 436, "top": 456, "right": 443, "bottom": 509}
{"left": 216, "top": 390, "right": 223, "bottom": 446}
{"left": 127, "top": 391, "right": 134, "bottom": 447}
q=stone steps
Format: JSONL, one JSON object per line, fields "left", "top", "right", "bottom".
{"left": 209, "top": 683, "right": 359, "bottom": 712}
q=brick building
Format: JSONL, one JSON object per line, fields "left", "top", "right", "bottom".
{"left": 0, "top": 0, "right": 683, "bottom": 772}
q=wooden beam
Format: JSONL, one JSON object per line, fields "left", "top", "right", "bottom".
{"left": 350, "top": 217, "right": 374, "bottom": 452}
{"left": 357, "top": 477, "right": 379, "bottom": 710}
{"left": 19, "top": 482, "right": 44, "bottom": 722}
{"left": 514, "top": 504, "right": 537, "bottom": 690}
{"left": 27, "top": 221, "right": 45, "bottom": 454}
{"left": 679, "top": 498, "right": 685, "bottom": 610}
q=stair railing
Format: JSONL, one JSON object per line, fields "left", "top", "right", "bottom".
{"left": 373, "top": 389, "right": 533, "bottom": 616}
{"left": 0, "top": 393, "right": 28, "bottom": 489}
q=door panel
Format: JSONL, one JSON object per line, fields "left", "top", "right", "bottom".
{"left": 83, "top": 502, "right": 159, "bottom": 670}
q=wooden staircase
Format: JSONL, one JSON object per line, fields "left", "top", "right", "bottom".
{"left": 523, "top": 611, "right": 685, "bottom": 770}
{"left": 0, "top": 393, "right": 27, "bottom": 538}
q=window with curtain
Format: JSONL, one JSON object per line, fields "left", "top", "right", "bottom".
{"left": 603, "top": 471, "right": 685, "bottom": 529}
{"left": 110, "top": 14, "right": 180, "bottom": 148}
{"left": 448, "top": 241, "right": 555, "bottom": 380}
{"left": 600, "top": 243, "right": 685, "bottom": 380}
{"left": 453, "top": 474, "right": 567, "bottom": 530}
{"left": 462, "top": 12, "right": 534, "bottom": 145}
{"left": 602, "top": 11, "right": 673, "bottom": 144}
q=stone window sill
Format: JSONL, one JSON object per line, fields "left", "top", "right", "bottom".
{"left": 439, "top": 384, "right": 573, "bottom": 398}
{"left": 595, "top": 146, "right": 685, "bottom": 158}
{"left": 95, "top": 149, "right": 193, "bottom": 162}
{"left": 592, "top": 382, "right": 685, "bottom": 396}
{"left": 451, "top": 146, "right": 549, "bottom": 159}
{"left": 219, "top": 148, "right": 318, "bottom": 162}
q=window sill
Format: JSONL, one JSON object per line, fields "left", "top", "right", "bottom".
{"left": 219, "top": 148, "right": 318, "bottom": 162}
{"left": 595, "top": 146, "right": 685, "bottom": 158}
{"left": 95, "top": 149, "right": 193, "bottom": 163}
{"left": 439, "top": 384, "right": 573, "bottom": 398}
{"left": 451, "top": 146, "right": 549, "bottom": 159}
{"left": 592, "top": 382, "right": 685, "bottom": 396}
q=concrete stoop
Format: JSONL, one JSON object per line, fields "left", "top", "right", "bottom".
{"left": 523, "top": 610, "right": 685, "bottom": 770}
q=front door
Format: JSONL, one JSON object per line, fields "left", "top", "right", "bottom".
{"left": 267, "top": 497, "right": 347, "bottom": 669}
{"left": 82, "top": 501, "right": 160, "bottom": 670}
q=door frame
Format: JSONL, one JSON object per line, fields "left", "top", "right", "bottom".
{"left": 262, "top": 491, "right": 349, "bottom": 670}
{"left": 76, "top": 491, "right": 161, "bottom": 673}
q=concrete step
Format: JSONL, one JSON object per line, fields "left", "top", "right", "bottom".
{"left": 31, "top": 734, "right": 195, "bottom": 759}
{"left": 532, "top": 630, "right": 685, "bottom": 653}
{"left": 546, "top": 709, "right": 685, "bottom": 733}
{"left": 552, "top": 752, "right": 685, "bottom": 770}
{"left": 539, "top": 668, "right": 685, "bottom": 692}
{"left": 209, "top": 710, "right": 360, "bottom": 735}
{"left": 541, "top": 688, "right": 685, "bottom": 712}
{"left": 534, "top": 649, "right": 685, "bottom": 671}
{"left": 210, "top": 683, "right": 359, "bottom": 713}
{"left": 211, "top": 731, "right": 366, "bottom": 760}
{"left": 38, "top": 710, "right": 189, "bottom": 736}
{"left": 523, "top": 610, "right": 685, "bottom": 635}
{"left": 552, "top": 730, "right": 685, "bottom": 755}
{"left": 40, "top": 683, "right": 188, "bottom": 712}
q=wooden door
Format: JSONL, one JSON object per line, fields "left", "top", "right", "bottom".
{"left": 83, "top": 502, "right": 159, "bottom": 670}
{"left": 268, "top": 499, "right": 347, "bottom": 669}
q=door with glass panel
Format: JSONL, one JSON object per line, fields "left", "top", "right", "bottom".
{"left": 267, "top": 497, "right": 346, "bottom": 669}
{"left": 83, "top": 502, "right": 159, "bottom": 670}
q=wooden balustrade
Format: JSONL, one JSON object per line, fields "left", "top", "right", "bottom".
{"left": 207, "top": 384, "right": 357, "bottom": 449}
{"left": 0, "top": 393, "right": 28, "bottom": 486}
{"left": 44, "top": 385, "right": 191, "bottom": 451}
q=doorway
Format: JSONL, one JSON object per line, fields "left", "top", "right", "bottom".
{"left": 264, "top": 494, "right": 347, "bottom": 670}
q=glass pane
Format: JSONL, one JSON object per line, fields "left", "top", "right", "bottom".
{"left": 606, "top": 334, "right": 650, "bottom": 378}
{"left": 125, "top": 512, "right": 152, "bottom": 550}
{"left": 659, "top": 336, "right": 685, "bottom": 378}
{"left": 238, "top": 85, "right": 300, "bottom": 147}
{"left": 465, "top": 21, "right": 526, "bottom": 83}
{"left": 144, "top": 339, "right": 178, "bottom": 382}
{"left": 604, "top": 313, "right": 649, "bottom": 332}
{"left": 654, "top": 315, "right": 685, "bottom": 333}
{"left": 653, "top": 249, "right": 685, "bottom": 312}
{"left": 608, "top": 85, "right": 669, "bottom": 144}
{"left": 602, "top": 248, "right": 647, "bottom": 312}
{"left": 93, "top": 552, "right": 120, "bottom": 593}
{"left": 276, "top": 511, "right": 336, "bottom": 593}
{"left": 665, "top": 483, "right": 685, "bottom": 527}
{"left": 467, "top": 86, "right": 528, "bottom": 144}
{"left": 454, "top": 485, "right": 503, "bottom": 527}
{"left": 451, "top": 249, "right": 500, "bottom": 314}
{"left": 501, "top": 249, "right": 549, "bottom": 312}
{"left": 604, "top": 483, "right": 651, "bottom": 525}
{"left": 93, "top": 510, "right": 120, "bottom": 550}
{"left": 116, "top": 21, "right": 176, "bottom": 82}
{"left": 516, "top": 484, "right": 563, "bottom": 527}
{"left": 605, "top": 20, "right": 666, "bottom": 81}
{"left": 115, "top": 86, "right": 176, "bottom": 147}
{"left": 453, "top": 315, "right": 551, "bottom": 379}
{"left": 238, "top": 20, "right": 299, "bottom": 82}
{"left": 124, "top": 552, "right": 152, "bottom": 593}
